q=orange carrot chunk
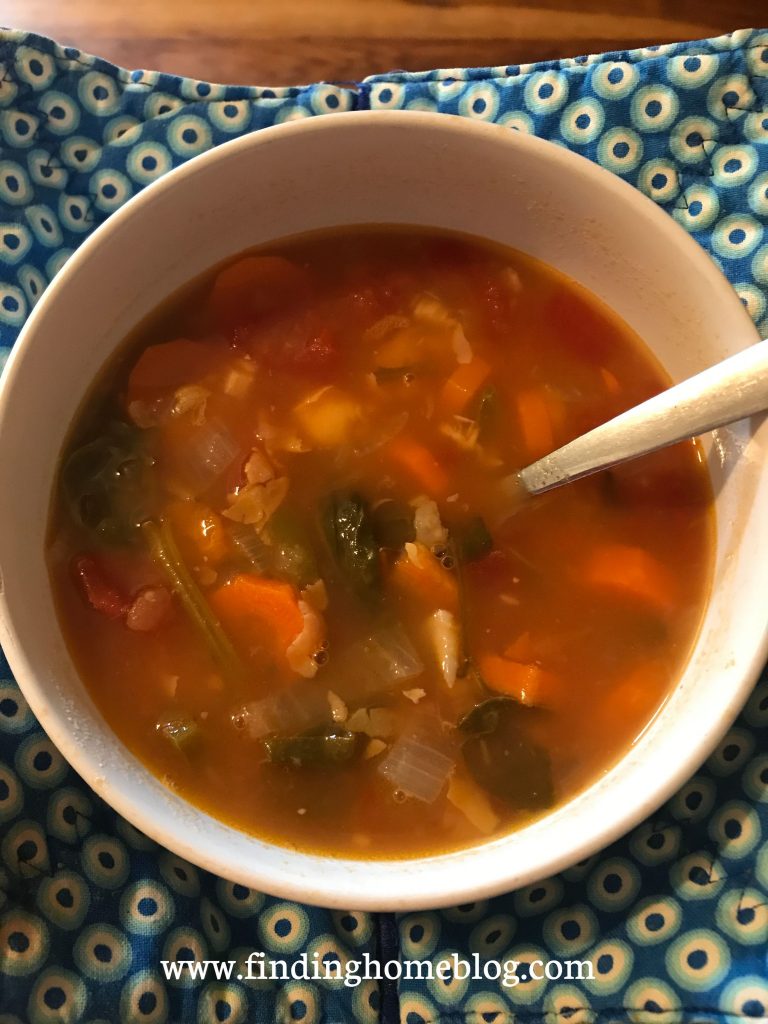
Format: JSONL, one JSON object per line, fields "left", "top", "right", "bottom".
{"left": 516, "top": 387, "right": 557, "bottom": 459}
{"left": 166, "top": 502, "right": 230, "bottom": 567}
{"left": 127, "top": 339, "right": 218, "bottom": 399}
{"left": 385, "top": 437, "right": 449, "bottom": 496}
{"left": 207, "top": 255, "right": 307, "bottom": 329}
{"left": 440, "top": 358, "right": 491, "bottom": 415}
{"left": 390, "top": 542, "right": 459, "bottom": 614}
{"left": 478, "top": 655, "right": 560, "bottom": 707}
{"left": 583, "top": 544, "right": 675, "bottom": 613}
{"left": 209, "top": 574, "right": 304, "bottom": 668}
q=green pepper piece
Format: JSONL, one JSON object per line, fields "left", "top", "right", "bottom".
{"left": 371, "top": 498, "right": 416, "bottom": 550}
{"left": 322, "top": 490, "right": 381, "bottom": 599}
{"left": 263, "top": 731, "right": 359, "bottom": 765}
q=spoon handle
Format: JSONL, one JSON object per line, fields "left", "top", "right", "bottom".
{"left": 518, "top": 340, "right": 768, "bottom": 495}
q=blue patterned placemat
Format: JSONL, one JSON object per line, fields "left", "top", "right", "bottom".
{"left": 0, "top": 25, "right": 766, "bottom": 1024}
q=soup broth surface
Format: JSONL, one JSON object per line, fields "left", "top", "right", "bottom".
{"left": 48, "top": 229, "right": 713, "bottom": 858}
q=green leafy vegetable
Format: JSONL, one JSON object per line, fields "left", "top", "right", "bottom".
{"left": 265, "top": 507, "right": 319, "bottom": 587}
{"left": 157, "top": 718, "right": 201, "bottom": 753}
{"left": 453, "top": 516, "right": 493, "bottom": 563}
{"left": 263, "top": 730, "right": 360, "bottom": 765}
{"left": 63, "top": 420, "right": 151, "bottom": 544}
{"left": 371, "top": 499, "right": 416, "bottom": 549}
{"left": 143, "top": 519, "right": 244, "bottom": 680}
{"left": 373, "top": 365, "right": 419, "bottom": 383}
{"left": 460, "top": 698, "right": 554, "bottom": 808}
{"left": 458, "top": 696, "right": 517, "bottom": 737}
{"left": 322, "top": 490, "right": 381, "bottom": 599}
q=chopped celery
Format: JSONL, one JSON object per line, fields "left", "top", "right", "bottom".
{"left": 157, "top": 718, "right": 201, "bottom": 753}
{"left": 143, "top": 519, "right": 244, "bottom": 679}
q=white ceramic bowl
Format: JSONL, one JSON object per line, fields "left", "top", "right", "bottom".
{"left": 0, "top": 111, "right": 766, "bottom": 911}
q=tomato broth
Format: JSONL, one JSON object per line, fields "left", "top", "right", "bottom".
{"left": 48, "top": 229, "right": 714, "bottom": 858}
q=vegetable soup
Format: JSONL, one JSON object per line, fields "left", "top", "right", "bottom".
{"left": 48, "top": 229, "right": 713, "bottom": 858}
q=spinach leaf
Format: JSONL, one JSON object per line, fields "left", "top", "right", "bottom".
{"left": 453, "top": 516, "right": 493, "bottom": 563}
{"left": 371, "top": 498, "right": 415, "bottom": 550}
{"left": 63, "top": 420, "right": 151, "bottom": 544}
{"left": 322, "top": 490, "right": 381, "bottom": 599}
{"left": 460, "top": 698, "right": 554, "bottom": 809}
{"left": 474, "top": 385, "right": 500, "bottom": 439}
{"left": 263, "top": 730, "right": 360, "bottom": 765}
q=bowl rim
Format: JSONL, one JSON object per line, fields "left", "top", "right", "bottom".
{"left": 0, "top": 109, "right": 766, "bottom": 910}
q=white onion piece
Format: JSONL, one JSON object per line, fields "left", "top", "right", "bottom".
{"left": 237, "top": 624, "right": 423, "bottom": 738}
{"left": 180, "top": 419, "right": 240, "bottom": 496}
{"left": 379, "top": 732, "right": 454, "bottom": 803}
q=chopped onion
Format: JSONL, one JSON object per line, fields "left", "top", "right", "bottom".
{"left": 379, "top": 724, "right": 455, "bottom": 803}
{"left": 346, "top": 707, "right": 397, "bottom": 738}
{"left": 227, "top": 521, "right": 271, "bottom": 573}
{"left": 172, "top": 385, "right": 210, "bottom": 425}
{"left": 237, "top": 623, "right": 422, "bottom": 739}
{"left": 338, "top": 624, "right": 424, "bottom": 702}
{"left": 180, "top": 419, "right": 240, "bottom": 496}
{"left": 427, "top": 609, "right": 460, "bottom": 687}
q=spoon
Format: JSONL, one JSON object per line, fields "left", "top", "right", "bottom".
{"left": 511, "top": 341, "right": 768, "bottom": 496}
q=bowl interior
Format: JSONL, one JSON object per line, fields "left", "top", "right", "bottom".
{"left": 0, "top": 112, "right": 765, "bottom": 910}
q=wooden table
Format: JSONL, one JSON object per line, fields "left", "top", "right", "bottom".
{"left": 4, "top": 0, "right": 766, "bottom": 86}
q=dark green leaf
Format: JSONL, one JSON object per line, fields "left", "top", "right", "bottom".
{"left": 322, "top": 490, "right": 381, "bottom": 599}
{"left": 453, "top": 516, "right": 493, "bottom": 563}
{"left": 371, "top": 499, "right": 415, "bottom": 549}
{"left": 460, "top": 699, "right": 554, "bottom": 809}
{"left": 263, "top": 730, "right": 360, "bottom": 765}
{"left": 373, "top": 365, "right": 419, "bottom": 383}
{"left": 63, "top": 420, "right": 152, "bottom": 544}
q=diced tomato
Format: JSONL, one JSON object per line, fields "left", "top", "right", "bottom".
{"left": 72, "top": 556, "right": 129, "bottom": 619}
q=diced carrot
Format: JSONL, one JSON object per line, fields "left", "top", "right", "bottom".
{"left": 504, "top": 631, "right": 535, "bottom": 662}
{"left": 583, "top": 543, "right": 675, "bottom": 613}
{"left": 516, "top": 387, "right": 557, "bottom": 460}
{"left": 209, "top": 574, "right": 304, "bottom": 670}
{"left": 439, "top": 358, "right": 491, "bottom": 415}
{"left": 127, "top": 339, "right": 219, "bottom": 400}
{"left": 597, "top": 662, "right": 667, "bottom": 727}
{"left": 207, "top": 256, "right": 308, "bottom": 330}
{"left": 390, "top": 542, "right": 459, "bottom": 614}
{"left": 166, "top": 502, "right": 230, "bottom": 566}
{"left": 478, "top": 654, "right": 560, "bottom": 707}
{"left": 600, "top": 367, "right": 621, "bottom": 395}
{"left": 385, "top": 437, "right": 449, "bottom": 496}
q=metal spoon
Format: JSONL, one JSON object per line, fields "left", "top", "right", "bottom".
{"left": 511, "top": 341, "right": 768, "bottom": 496}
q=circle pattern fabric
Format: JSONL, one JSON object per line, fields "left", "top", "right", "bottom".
{"left": 0, "top": 25, "right": 767, "bottom": 1024}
